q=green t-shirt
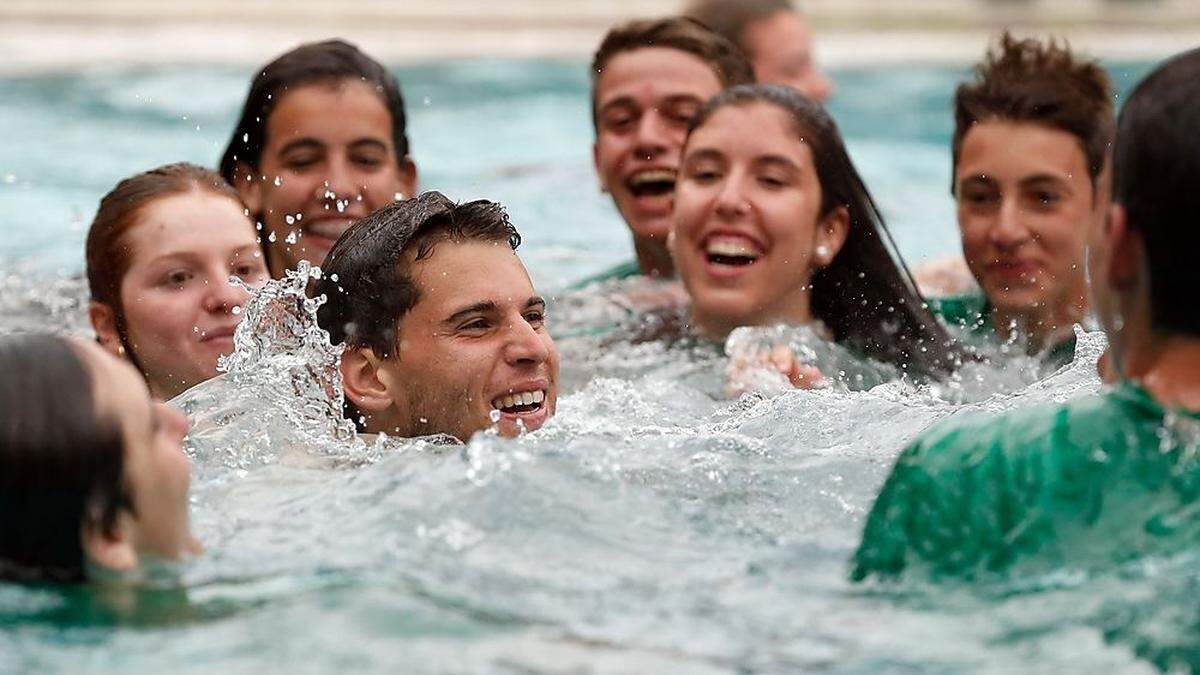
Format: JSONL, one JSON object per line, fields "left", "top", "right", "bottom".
{"left": 927, "top": 291, "right": 1076, "bottom": 371}
{"left": 852, "top": 382, "right": 1200, "bottom": 580}
{"left": 568, "top": 259, "right": 642, "bottom": 290}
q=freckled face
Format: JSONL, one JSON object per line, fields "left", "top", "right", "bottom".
{"left": 117, "top": 192, "right": 268, "bottom": 400}
{"left": 244, "top": 79, "right": 417, "bottom": 276}
{"left": 956, "top": 120, "right": 1098, "bottom": 317}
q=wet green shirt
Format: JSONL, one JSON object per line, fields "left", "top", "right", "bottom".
{"left": 852, "top": 383, "right": 1200, "bottom": 580}
{"left": 569, "top": 259, "right": 642, "bottom": 290}
{"left": 928, "top": 291, "right": 1076, "bottom": 371}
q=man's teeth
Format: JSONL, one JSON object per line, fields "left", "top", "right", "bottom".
{"left": 630, "top": 169, "right": 676, "bottom": 186}
{"left": 491, "top": 389, "right": 546, "bottom": 411}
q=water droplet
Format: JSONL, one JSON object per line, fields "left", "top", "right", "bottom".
{"left": 285, "top": 231, "right": 299, "bottom": 244}
{"left": 267, "top": 231, "right": 277, "bottom": 243}
{"left": 285, "top": 215, "right": 295, "bottom": 225}
{"left": 273, "top": 176, "right": 283, "bottom": 186}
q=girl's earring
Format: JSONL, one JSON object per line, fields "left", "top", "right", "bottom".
{"left": 815, "top": 245, "right": 830, "bottom": 263}
{"left": 117, "top": 344, "right": 126, "bottom": 357}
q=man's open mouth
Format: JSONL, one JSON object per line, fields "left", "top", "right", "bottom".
{"left": 626, "top": 169, "right": 676, "bottom": 198}
{"left": 491, "top": 389, "right": 546, "bottom": 414}
{"left": 704, "top": 235, "right": 763, "bottom": 267}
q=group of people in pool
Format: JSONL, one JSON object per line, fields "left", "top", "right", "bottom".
{"left": 2, "top": 0, "right": 1199, "bottom": 584}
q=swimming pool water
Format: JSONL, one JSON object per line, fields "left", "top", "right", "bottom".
{"left": 0, "top": 57, "right": 1190, "bottom": 674}
{"left": 0, "top": 59, "right": 1156, "bottom": 286}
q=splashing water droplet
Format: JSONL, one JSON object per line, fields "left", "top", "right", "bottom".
{"left": 285, "top": 231, "right": 299, "bottom": 244}
{"left": 267, "top": 231, "right": 277, "bottom": 243}
{"left": 273, "top": 176, "right": 283, "bottom": 186}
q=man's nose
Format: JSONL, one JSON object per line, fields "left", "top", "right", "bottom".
{"left": 316, "top": 158, "right": 360, "bottom": 204}
{"left": 990, "top": 197, "right": 1031, "bottom": 249}
{"left": 632, "top": 112, "right": 670, "bottom": 160}
{"left": 504, "top": 318, "right": 551, "bottom": 365}
{"left": 713, "top": 171, "right": 750, "bottom": 220}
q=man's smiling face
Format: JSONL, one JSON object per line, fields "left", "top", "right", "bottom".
{"left": 366, "top": 239, "right": 559, "bottom": 441}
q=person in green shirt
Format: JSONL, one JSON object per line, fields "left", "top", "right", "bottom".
{"left": 928, "top": 33, "right": 1115, "bottom": 368}
{"left": 852, "top": 47, "right": 1200, "bottom": 581}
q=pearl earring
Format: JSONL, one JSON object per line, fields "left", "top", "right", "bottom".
{"left": 815, "top": 245, "right": 830, "bottom": 258}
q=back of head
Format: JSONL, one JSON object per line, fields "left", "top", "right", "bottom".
{"left": 953, "top": 31, "right": 1114, "bottom": 190}
{"left": 1113, "top": 48, "right": 1200, "bottom": 336}
{"left": 690, "top": 84, "right": 963, "bottom": 377}
{"left": 219, "top": 39, "right": 410, "bottom": 184}
{"left": 86, "top": 162, "right": 241, "bottom": 312}
{"left": 314, "top": 191, "right": 521, "bottom": 359}
{"left": 0, "top": 335, "right": 127, "bottom": 583}
{"left": 684, "top": 0, "right": 794, "bottom": 53}
{"left": 590, "top": 16, "right": 754, "bottom": 121}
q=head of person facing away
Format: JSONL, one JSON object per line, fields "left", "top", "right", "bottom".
{"left": 1090, "top": 47, "right": 1200, "bottom": 405}
{"left": 220, "top": 39, "right": 418, "bottom": 278}
{"left": 87, "top": 163, "right": 269, "bottom": 401}
{"left": 314, "top": 192, "right": 560, "bottom": 442}
{"left": 591, "top": 17, "right": 754, "bottom": 278}
{"left": 672, "top": 83, "right": 962, "bottom": 378}
{"left": 684, "top": 0, "right": 833, "bottom": 103}
{"left": 952, "top": 32, "right": 1114, "bottom": 351}
{"left": 0, "top": 334, "right": 198, "bottom": 583}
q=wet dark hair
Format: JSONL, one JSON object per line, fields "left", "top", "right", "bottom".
{"left": 86, "top": 162, "right": 245, "bottom": 373}
{"left": 684, "top": 0, "right": 795, "bottom": 55}
{"left": 314, "top": 191, "right": 521, "bottom": 359}
{"left": 590, "top": 17, "right": 754, "bottom": 127}
{"left": 1112, "top": 48, "right": 1200, "bottom": 337}
{"left": 952, "top": 32, "right": 1114, "bottom": 193}
{"left": 218, "top": 39, "right": 411, "bottom": 186}
{"left": 687, "top": 84, "right": 963, "bottom": 377}
{"left": 0, "top": 335, "right": 130, "bottom": 583}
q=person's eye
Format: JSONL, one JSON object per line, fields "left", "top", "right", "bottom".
{"left": 525, "top": 310, "right": 546, "bottom": 327}
{"left": 161, "top": 270, "right": 193, "bottom": 287}
{"left": 687, "top": 166, "right": 722, "bottom": 183}
{"left": 281, "top": 153, "right": 319, "bottom": 171}
{"left": 232, "top": 262, "right": 264, "bottom": 279}
{"left": 1032, "top": 190, "right": 1061, "bottom": 207}
{"left": 351, "top": 153, "right": 385, "bottom": 169}
{"left": 459, "top": 318, "right": 490, "bottom": 333}
{"left": 604, "top": 113, "right": 635, "bottom": 132}
{"left": 758, "top": 174, "right": 788, "bottom": 189}
{"left": 961, "top": 189, "right": 996, "bottom": 206}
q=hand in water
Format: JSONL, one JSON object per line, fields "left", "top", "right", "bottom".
{"left": 725, "top": 343, "right": 829, "bottom": 397}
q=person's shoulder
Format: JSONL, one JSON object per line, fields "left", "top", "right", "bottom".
{"left": 925, "top": 290, "right": 988, "bottom": 328}
{"left": 901, "top": 392, "right": 1117, "bottom": 473}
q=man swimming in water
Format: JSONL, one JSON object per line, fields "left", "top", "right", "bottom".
{"left": 852, "top": 47, "right": 1200, "bottom": 580}
{"left": 313, "top": 192, "right": 559, "bottom": 441}
{"left": 684, "top": 0, "right": 833, "bottom": 102}
{"left": 586, "top": 17, "right": 753, "bottom": 281}
{"left": 928, "top": 33, "right": 1114, "bottom": 368}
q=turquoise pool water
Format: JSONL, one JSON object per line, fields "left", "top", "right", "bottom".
{"left": 0, "top": 59, "right": 1155, "bottom": 287}
{"left": 2, "top": 58, "right": 1192, "bottom": 675}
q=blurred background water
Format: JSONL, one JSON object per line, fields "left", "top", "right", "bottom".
{"left": 0, "top": 58, "right": 1155, "bottom": 289}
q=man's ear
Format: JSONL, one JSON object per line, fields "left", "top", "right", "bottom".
{"left": 592, "top": 142, "right": 607, "bottom": 193}
{"left": 341, "top": 347, "right": 394, "bottom": 413}
{"left": 233, "top": 161, "right": 262, "bottom": 214}
{"left": 1106, "top": 204, "right": 1139, "bottom": 290}
{"left": 814, "top": 205, "right": 851, "bottom": 268}
{"left": 81, "top": 511, "right": 138, "bottom": 573}
{"left": 88, "top": 301, "right": 125, "bottom": 359}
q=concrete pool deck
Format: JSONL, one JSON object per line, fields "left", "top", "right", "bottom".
{"left": 1, "top": 0, "right": 1199, "bottom": 72}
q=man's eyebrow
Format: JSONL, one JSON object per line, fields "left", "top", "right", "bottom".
{"left": 347, "top": 138, "right": 390, "bottom": 151}
{"left": 597, "top": 96, "right": 637, "bottom": 116}
{"left": 444, "top": 301, "right": 498, "bottom": 325}
{"left": 1019, "top": 172, "right": 1072, "bottom": 188}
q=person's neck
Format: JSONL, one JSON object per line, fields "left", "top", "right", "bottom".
{"left": 1120, "top": 333, "right": 1200, "bottom": 412}
{"left": 693, "top": 291, "right": 813, "bottom": 342}
{"left": 634, "top": 237, "right": 674, "bottom": 279}
{"left": 991, "top": 289, "right": 1088, "bottom": 354}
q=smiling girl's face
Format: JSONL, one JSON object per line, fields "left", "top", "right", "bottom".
{"left": 112, "top": 191, "right": 268, "bottom": 399}
{"left": 672, "top": 101, "right": 847, "bottom": 338}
